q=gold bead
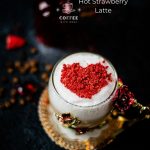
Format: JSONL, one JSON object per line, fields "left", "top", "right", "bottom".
{"left": 12, "top": 77, "right": 19, "bottom": 84}
{"left": 4, "top": 101, "right": 11, "bottom": 108}
{"left": 30, "top": 67, "right": 38, "bottom": 74}
{"left": 19, "top": 68, "right": 26, "bottom": 74}
{"left": 7, "top": 67, "right": 14, "bottom": 74}
{"left": 10, "top": 98, "right": 16, "bottom": 104}
{"left": 30, "top": 47, "right": 37, "bottom": 54}
{"left": 41, "top": 72, "right": 49, "bottom": 82}
{"left": 19, "top": 99, "right": 25, "bottom": 105}
{"left": 10, "top": 89, "right": 17, "bottom": 96}
{"left": 28, "top": 60, "right": 38, "bottom": 67}
{"left": 45, "top": 64, "right": 53, "bottom": 72}
{"left": 14, "top": 61, "right": 21, "bottom": 68}
{"left": 24, "top": 63, "right": 30, "bottom": 70}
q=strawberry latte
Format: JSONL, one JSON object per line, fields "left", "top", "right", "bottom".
{"left": 48, "top": 52, "right": 118, "bottom": 140}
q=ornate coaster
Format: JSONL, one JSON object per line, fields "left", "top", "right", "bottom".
{"left": 38, "top": 88, "right": 126, "bottom": 150}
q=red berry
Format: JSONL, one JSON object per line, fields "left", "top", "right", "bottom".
{"left": 6, "top": 35, "right": 26, "bottom": 50}
{"left": 25, "top": 83, "right": 37, "bottom": 93}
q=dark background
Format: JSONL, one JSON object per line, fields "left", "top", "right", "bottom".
{"left": 0, "top": 0, "right": 150, "bottom": 150}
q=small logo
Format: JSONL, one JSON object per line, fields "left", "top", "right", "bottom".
{"left": 62, "top": 2, "right": 75, "bottom": 14}
{"left": 56, "top": 1, "right": 80, "bottom": 23}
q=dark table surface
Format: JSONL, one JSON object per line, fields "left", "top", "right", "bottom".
{"left": 0, "top": 0, "right": 150, "bottom": 150}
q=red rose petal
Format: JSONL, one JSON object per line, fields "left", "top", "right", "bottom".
{"left": 6, "top": 35, "right": 26, "bottom": 50}
{"left": 25, "top": 83, "right": 37, "bottom": 93}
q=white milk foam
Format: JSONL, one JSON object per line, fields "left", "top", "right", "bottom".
{"left": 53, "top": 52, "right": 117, "bottom": 107}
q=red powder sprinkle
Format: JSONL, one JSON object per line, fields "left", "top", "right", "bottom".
{"left": 61, "top": 63, "right": 112, "bottom": 99}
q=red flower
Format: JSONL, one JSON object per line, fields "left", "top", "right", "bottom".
{"left": 113, "top": 85, "right": 135, "bottom": 112}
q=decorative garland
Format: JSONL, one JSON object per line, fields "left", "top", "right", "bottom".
{"left": 55, "top": 112, "right": 108, "bottom": 134}
{"left": 113, "top": 79, "right": 150, "bottom": 120}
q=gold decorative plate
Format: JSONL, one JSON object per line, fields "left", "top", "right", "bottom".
{"left": 38, "top": 88, "right": 126, "bottom": 150}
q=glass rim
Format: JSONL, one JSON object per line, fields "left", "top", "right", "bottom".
{"left": 50, "top": 52, "right": 118, "bottom": 108}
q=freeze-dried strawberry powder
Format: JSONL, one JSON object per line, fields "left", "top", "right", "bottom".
{"left": 61, "top": 63, "right": 112, "bottom": 99}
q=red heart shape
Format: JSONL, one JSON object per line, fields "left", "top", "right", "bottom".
{"left": 61, "top": 63, "right": 112, "bottom": 99}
